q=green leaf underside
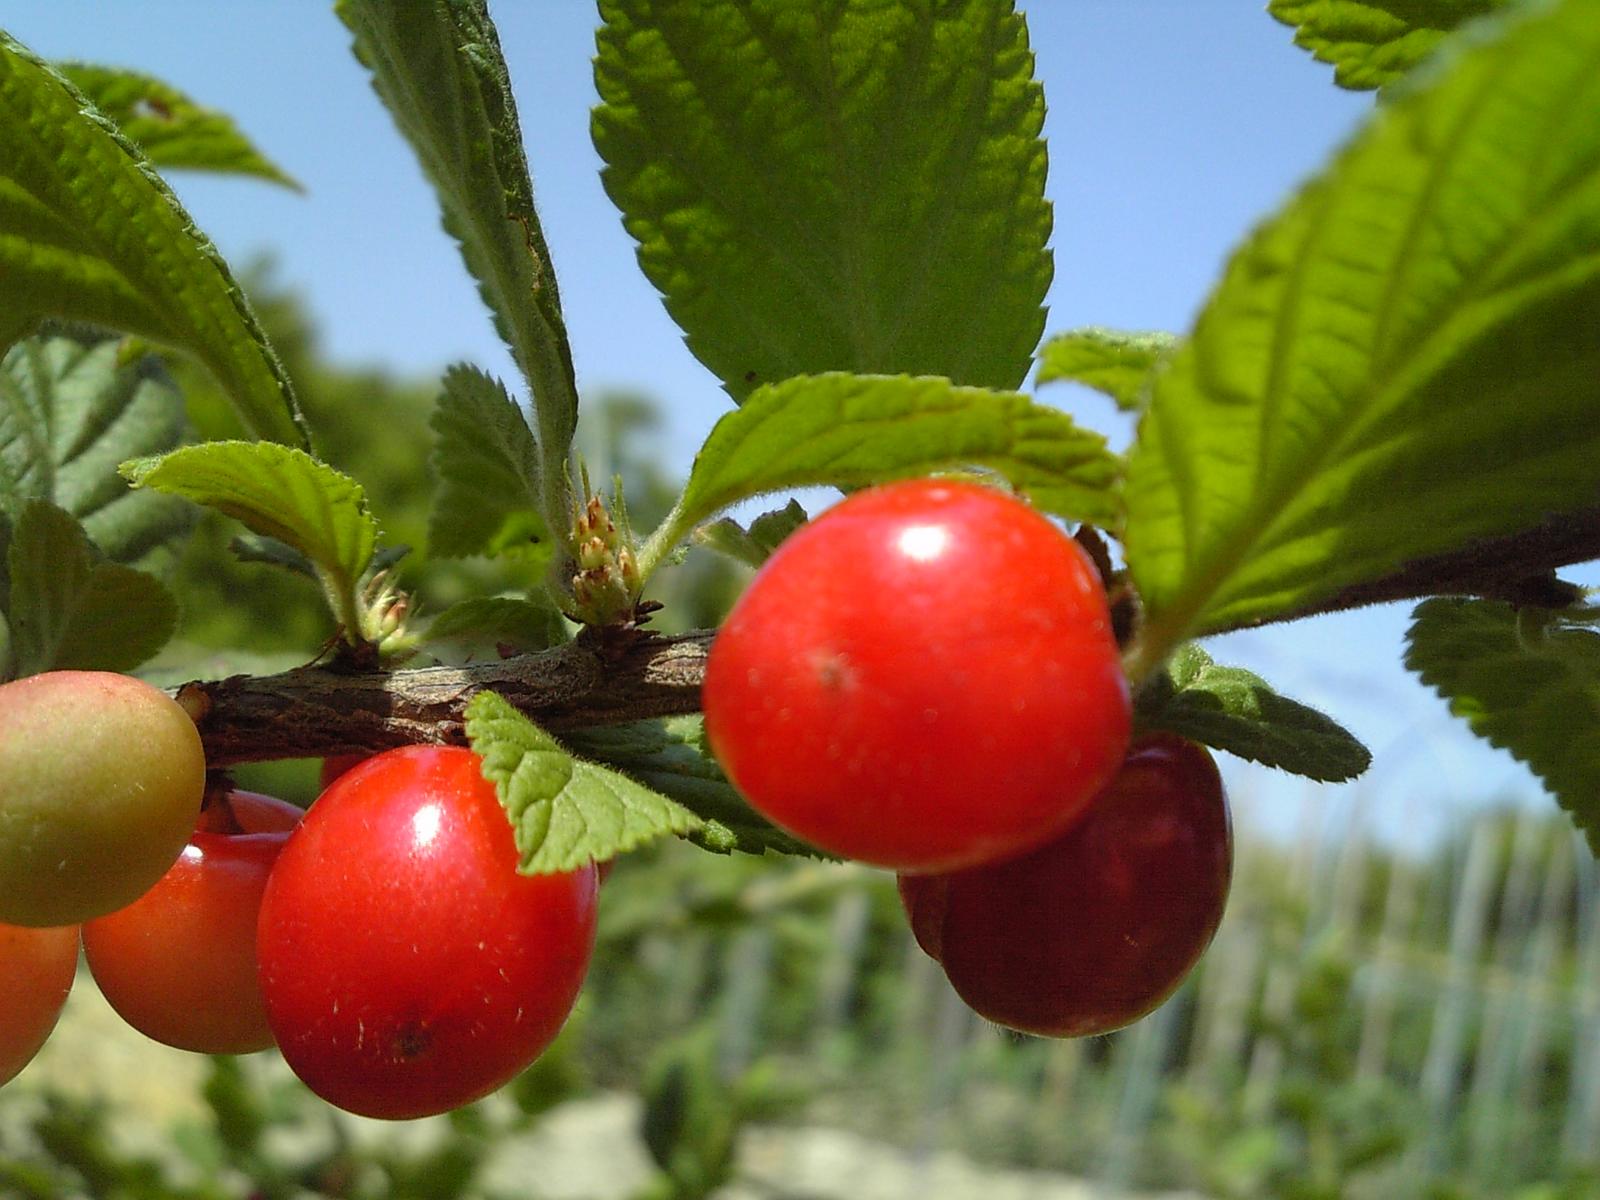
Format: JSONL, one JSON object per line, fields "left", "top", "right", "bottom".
{"left": 6, "top": 499, "right": 175, "bottom": 678}
{"left": 563, "top": 717, "right": 822, "bottom": 858}
{"left": 55, "top": 62, "right": 300, "bottom": 188}
{"left": 1406, "top": 597, "right": 1600, "bottom": 854}
{"left": 464, "top": 691, "right": 703, "bottom": 874}
{"left": 680, "top": 373, "right": 1121, "bottom": 532}
{"left": 1135, "top": 644, "right": 1371, "bottom": 782}
{"left": 1268, "top": 0, "right": 1508, "bottom": 91}
{"left": 427, "top": 365, "right": 549, "bottom": 561}
{"left": 593, "top": 0, "right": 1051, "bottom": 402}
{"left": 0, "top": 32, "right": 305, "bottom": 444}
{"left": 0, "top": 333, "right": 193, "bottom": 574}
{"left": 121, "top": 441, "right": 377, "bottom": 598}
{"left": 695, "top": 499, "right": 808, "bottom": 569}
{"left": 1125, "top": 0, "right": 1600, "bottom": 654}
{"left": 1035, "top": 328, "right": 1177, "bottom": 412}
{"left": 425, "top": 596, "right": 568, "bottom": 660}
{"left": 336, "top": 0, "right": 578, "bottom": 473}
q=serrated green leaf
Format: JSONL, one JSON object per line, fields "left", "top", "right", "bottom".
{"left": 1124, "top": 0, "right": 1600, "bottom": 667}
{"left": 675, "top": 373, "right": 1120, "bottom": 539}
{"left": 564, "top": 716, "right": 821, "bottom": 858}
{"left": 1035, "top": 328, "right": 1176, "bottom": 413}
{"left": 427, "top": 365, "right": 549, "bottom": 562}
{"left": 0, "top": 332, "right": 193, "bottom": 575}
{"left": 1406, "top": 597, "right": 1600, "bottom": 853}
{"left": 695, "top": 499, "right": 808, "bottom": 570}
{"left": 1268, "top": 0, "right": 1507, "bottom": 91}
{"left": 465, "top": 691, "right": 703, "bottom": 873}
{"left": 336, "top": 0, "right": 577, "bottom": 506}
{"left": 0, "top": 32, "right": 305, "bottom": 444}
{"left": 5, "top": 498, "right": 175, "bottom": 678}
{"left": 1135, "top": 644, "right": 1371, "bottom": 782}
{"left": 425, "top": 596, "right": 568, "bottom": 662}
{"left": 55, "top": 62, "right": 300, "bottom": 189}
{"left": 593, "top": 0, "right": 1051, "bottom": 402}
{"left": 121, "top": 441, "right": 377, "bottom": 610}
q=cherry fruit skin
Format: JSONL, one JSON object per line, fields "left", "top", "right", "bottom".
{"left": 83, "top": 791, "right": 301, "bottom": 1055}
{"left": 256, "top": 746, "right": 599, "bottom": 1120}
{"left": 0, "top": 923, "right": 79, "bottom": 1086}
{"left": 703, "top": 479, "right": 1131, "bottom": 872}
{"left": 898, "top": 735, "right": 1232, "bottom": 1037}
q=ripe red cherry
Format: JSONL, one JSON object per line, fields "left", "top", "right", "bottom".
{"left": 83, "top": 790, "right": 300, "bottom": 1055}
{"left": 256, "top": 745, "right": 598, "bottom": 1120}
{"left": 898, "top": 735, "right": 1231, "bottom": 1037}
{"left": 703, "top": 479, "right": 1131, "bottom": 872}
{"left": 0, "top": 922, "right": 79, "bottom": 1086}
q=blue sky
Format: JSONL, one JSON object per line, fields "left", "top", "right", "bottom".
{"left": 6, "top": 2, "right": 1574, "bottom": 849}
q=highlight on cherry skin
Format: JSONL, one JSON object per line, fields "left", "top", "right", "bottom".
{"left": 0, "top": 923, "right": 80, "bottom": 1087}
{"left": 898, "top": 734, "right": 1233, "bottom": 1038}
{"left": 256, "top": 745, "right": 600, "bottom": 1120}
{"left": 0, "top": 670, "right": 206, "bottom": 928}
{"left": 703, "top": 478, "right": 1132, "bottom": 873}
{"left": 83, "top": 790, "right": 302, "bottom": 1056}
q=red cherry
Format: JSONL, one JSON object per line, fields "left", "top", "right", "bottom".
{"left": 0, "top": 922, "right": 78, "bottom": 1086}
{"left": 83, "top": 790, "right": 301, "bottom": 1054}
{"left": 256, "top": 745, "right": 598, "bottom": 1119}
{"left": 898, "top": 735, "right": 1232, "bottom": 1037}
{"left": 704, "top": 479, "right": 1131, "bottom": 872}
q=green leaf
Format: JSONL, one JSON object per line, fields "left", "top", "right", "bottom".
{"left": 1135, "top": 644, "right": 1371, "bottom": 782}
{"left": 424, "top": 596, "right": 568, "bottom": 662}
{"left": 0, "top": 332, "right": 193, "bottom": 574}
{"left": 427, "top": 365, "right": 549, "bottom": 562}
{"left": 5, "top": 498, "right": 176, "bottom": 678}
{"left": 336, "top": 0, "right": 577, "bottom": 507}
{"left": 694, "top": 499, "right": 808, "bottom": 570}
{"left": 564, "top": 716, "right": 821, "bottom": 858}
{"left": 464, "top": 691, "right": 703, "bottom": 874}
{"left": 0, "top": 32, "right": 305, "bottom": 444}
{"left": 1124, "top": 0, "right": 1600, "bottom": 666}
{"left": 1406, "top": 597, "right": 1600, "bottom": 853}
{"left": 228, "top": 534, "right": 316, "bottom": 579}
{"left": 121, "top": 441, "right": 378, "bottom": 610}
{"left": 54, "top": 62, "right": 300, "bottom": 189}
{"left": 676, "top": 373, "right": 1120, "bottom": 535}
{"left": 1268, "top": 0, "right": 1507, "bottom": 91}
{"left": 593, "top": 0, "right": 1051, "bottom": 401}
{"left": 1035, "top": 328, "right": 1177, "bottom": 412}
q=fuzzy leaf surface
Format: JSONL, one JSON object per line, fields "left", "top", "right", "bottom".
{"left": 0, "top": 33, "right": 304, "bottom": 443}
{"left": 679, "top": 373, "right": 1119, "bottom": 532}
{"left": 1125, "top": 0, "right": 1600, "bottom": 659}
{"left": 1035, "top": 328, "right": 1176, "bottom": 412}
{"left": 5, "top": 498, "right": 175, "bottom": 678}
{"left": 1135, "top": 644, "right": 1371, "bottom": 782}
{"left": 55, "top": 62, "right": 300, "bottom": 188}
{"left": 1407, "top": 597, "right": 1600, "bottom": 853}
{"left": 0, "top": 333, "right": 192, "bottom": 573}
{"left": 1268, "top": 0, "right": 1508, "bottom": 90}
{"left": 593, "top": 0, "right": 1051, "bottom": 401}
{"left": 465, "top": 691, "right": 703, "bottom": 873}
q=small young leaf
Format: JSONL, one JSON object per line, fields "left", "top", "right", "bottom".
{"left": 0, "top": 332, "right": 193, "bottom": 573}
{"left": 425, "top": 596, "right": 568, "bottom": 662}
{"left": 1406, "top": 597, "right": 1600, "bottom": 853}
{"left": 336, "top": 0, "right": 578, "bottom": 492}
{"left": 5, "top": 499, "right": 176, "bottom": 678}
{"left": 1035, "top": 328, "right": 1177, "bottom": 412}
{"left": 593, "top": 0, "right": 1051, "bottom": 401}
{"left": 427, "top": 366, "right": 549, "bottom": 562}
{"left": 564, "top": 716, "right": 821, "bottom": 858}
{"left": 677, "top": 373, "right": 1121, "bottom": 536}
{"left": 1125, "top": 0, "right": 1600, "bottom": 661}
{"left": 121, "top": 441, "right": 378, "bottom": 603}
{"left": 464, "top": 691, "right": 703, "bottom": 874}
{"left": 695, "top": 500, "right": 808, "bottom": 570}
{"left": 1268, "top": 0, "right": 1507, "bottom": 91}
{"left": 55, "top": 62, "right": 300, "bottom": 189}
{"left": 0, "top": 33, "right": 305, "bottom": 444}
{"left": 229, "top": 534, "right": 317, "bottom": 579}
{"left": 1135, "top": 644, "right": 1371, "bottom": 782}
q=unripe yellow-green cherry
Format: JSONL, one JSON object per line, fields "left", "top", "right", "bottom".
{"left": 0, "top": 671, "right": 205, "bottom": 927}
